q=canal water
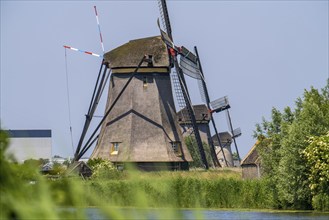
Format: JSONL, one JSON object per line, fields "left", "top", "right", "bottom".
{"left": 82, "top": 207, "right": 329, "bottom": 220}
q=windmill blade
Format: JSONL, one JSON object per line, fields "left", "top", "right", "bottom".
{"left": 225, "top": 109, "right": 241, "bottom": 138}
{"left": 180, "top": 56, "right": 201, "bottom": 79}
{"left": 197, "top": 79, "right": 207, "bottom": 103}
{"left": 157, "top": 19, "right": 175, "bottom": 48}
{"left": 194, "top": 46, "right": 222, "bottom": 167}
{"left": 179, "top": 48, "right": 208, "bottom": 104}
{"left": 63, "top": 45, "right": 103, "bottom": 58}
{"left": 158, "top": 0, "right": 172, "bottom": 40}
{"left": 225, "top": 109, "right": 233, "bottom": 133}
{"left": 94, "top": 6, "right": 105, "bottom": 54}
{"left": 171, "top": 71, "right": 187, "bottom": 109}
{"left": 180, "top": 46, "right": 198, "bottom": 64}
{"left": 232, "top": 127, "right": 242, "bottom": 138}
{"left": 210, "top": 96, "right": 230, "bottom": 113}
{"left": 157, "top": 0, "right": 168, "bottom": 34}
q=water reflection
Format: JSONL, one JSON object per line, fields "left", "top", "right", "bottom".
{"left": 82, "top": 208, "right": 329, "bottom": 220}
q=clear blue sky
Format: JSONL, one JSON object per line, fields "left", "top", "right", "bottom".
{"left": 1, "top": 1, "right": 328, "bottom": 159}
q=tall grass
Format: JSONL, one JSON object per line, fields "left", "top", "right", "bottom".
{"left": 85, "top": 174, "right": 274, "bottom": 209}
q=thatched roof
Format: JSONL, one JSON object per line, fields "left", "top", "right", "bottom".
{"left": 104, "top": 36, "right": 169, "bottom": 69}
{"left": 241, "top": 142, "right": 260, "bottom": 165}
{"left": 211, "top": 132, "right": 232, "bottom": 146}
{"left": 177, "top": 104, "right": 210, "bottom": 123}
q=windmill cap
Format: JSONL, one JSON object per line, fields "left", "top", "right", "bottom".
{"left": 104, "top": 36, "right": 170, "bottom": 71}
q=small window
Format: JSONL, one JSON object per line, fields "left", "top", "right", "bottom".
{"left": 171, "top": 141, "right": 182, "bottom": 156}
{"left": 110, "top": 142, "right": 120, "bottom": 155}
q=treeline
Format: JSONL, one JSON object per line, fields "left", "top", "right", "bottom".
{"left": 254, "top": 81, "right": 329, "bottom": 211}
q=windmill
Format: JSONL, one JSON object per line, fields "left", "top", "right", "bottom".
{"left": 88, "top": 36, "right": 196, "bottom": 171}
{"left": 208, "top": 96, "right": 242, "bottom": 167}
{"left": 63, "top": 6, "right": 194, "bottom": 171}
{"left": 211, "top": 97, "right": 242, "bottom": 166}
{"left": 68, "top": 1, "right": 240, "bottom": 170}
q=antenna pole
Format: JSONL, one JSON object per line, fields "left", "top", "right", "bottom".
{"left": 64, "top": 48, "right": 75, "bottom": 155}
{"left": 94, "top": 6, "right": 105, "bottom": 54}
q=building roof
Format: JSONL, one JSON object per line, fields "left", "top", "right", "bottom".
{"left": 177, "top": 104, "right": 211, "bottom": 123}
{"left": 6, "top": 130, "right": 51, "bottom": 138}
{"left": 104, "top": 36, "right": 170, "bottom": 69}
{"left": 240, "top": 142, "right": 260, "bottom": 165}
{"left": 211, "top": 132, "right": 232, "bottom": 145}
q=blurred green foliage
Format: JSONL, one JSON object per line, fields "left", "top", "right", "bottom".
{"left": 87, "top": 158, "right": 121, "bottom": 179}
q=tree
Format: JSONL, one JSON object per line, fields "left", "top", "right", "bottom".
{"left": 278, "top": 85, "right": 329, "bottom": 209}
{"left": 303, "top": 132, "right": 329, "bottom": 211}
{"left": 185, "top": 136, "right": 213, "bottom": 168}
{"left": 232, "top": 152, "right": 240, "bottom": 161}
{"left": 254, "top": 107, "right": 285, "bottom": 179}
{"left": 254, "top": 81, "right": 329, "bottom": 210}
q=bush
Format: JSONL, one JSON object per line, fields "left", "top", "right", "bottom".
{"left": 312, "top": 194, "right": 329, "bottom": 211}
{"left": 88, "top": 158, "right": 120, "bottom": 179}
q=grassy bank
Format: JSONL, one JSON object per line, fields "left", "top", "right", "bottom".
{"left": 49, "top": 167, "right": 274, "bottom": 209}
{"left": 80, "top": 170, "right": 272, "bottom": 209}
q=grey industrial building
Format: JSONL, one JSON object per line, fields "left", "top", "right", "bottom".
{"left": 5, "top": 129, "right": 52, "bottom": 162}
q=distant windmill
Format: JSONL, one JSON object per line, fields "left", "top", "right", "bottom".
{"left": 210, "top": 96, "right": 242, "bottom": 166}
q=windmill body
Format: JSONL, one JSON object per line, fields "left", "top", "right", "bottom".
{"left": 177, "top": 104, "right": 211, "bottom": 144}
{"left": 90, "top": 36, "right": 192, "bottom": 170}
{"left": 212, "top": 132, "right": 234, "bottom": 167}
